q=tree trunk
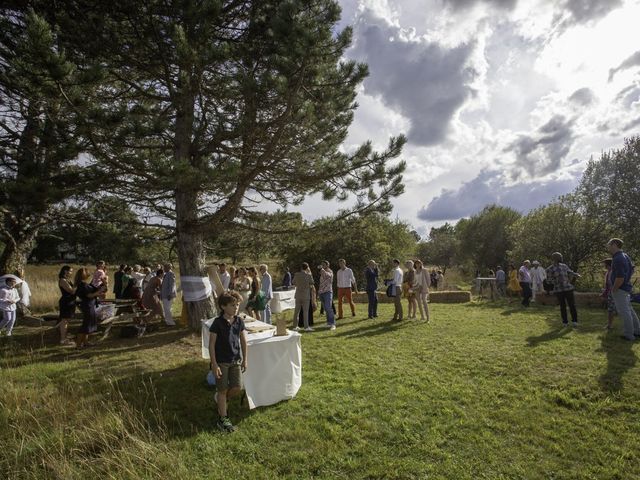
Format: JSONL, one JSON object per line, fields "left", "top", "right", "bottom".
{"left": 173, "top": 82, "right": 216, "bottom": 331}
{"left": 0, "top": 229, "right": 37, "bottom": 275}
{"left": 175, "top": 189, "right": 216, "bottom": 331}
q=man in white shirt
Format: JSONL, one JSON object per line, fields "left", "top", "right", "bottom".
{"left": 336, "top": 258, "right": 358, "bottom": 319}
{"left": 219, "top": 263, "right": 231, "bottom": 291}
{"left": 518, "top": 260, "right": 532, "bottom": 307}
{"left": 530, "top": 260, "right": 546, "bottom": 301}
{"left": 392, "top": 259, "right": 404, "bottom": 321}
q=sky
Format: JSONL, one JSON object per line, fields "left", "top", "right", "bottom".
{"left": 285, "top": 0, "right": 640, "bottom": 237}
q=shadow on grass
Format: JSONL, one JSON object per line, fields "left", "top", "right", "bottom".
{"left": 526, "top": 325, "right": 572, "bottom": 346}
{"left": 0, "top": 325, "right": 193, "bottom": 368}
{"left": 326, "top": 318, "right": 415, "bottom": 339}
{"left": 597, "top": 332, "right": 637, "bottom": 393}
{"left": 111, "top": 361, "right": 260, "bottom": 439}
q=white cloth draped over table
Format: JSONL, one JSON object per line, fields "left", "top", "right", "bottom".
{"left": 201, "top": 317, "right": 302, "bottom": 409}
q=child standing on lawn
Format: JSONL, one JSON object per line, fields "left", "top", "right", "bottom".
{"left": 0, "top": 277, "right": 20, "bottom": 336}
{"left": 209, "top": 291, "right": 248, "bottom": 432}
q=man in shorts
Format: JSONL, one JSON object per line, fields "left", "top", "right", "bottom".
{"left": 209, "top": 291, "right": 248, "bottom": 432}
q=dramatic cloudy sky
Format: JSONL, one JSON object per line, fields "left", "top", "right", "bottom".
{"left": 289, "top": 0, "right": 640, "bottom": 235}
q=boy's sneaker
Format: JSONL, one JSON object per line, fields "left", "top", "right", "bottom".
{"left": 572, "top": 322, "right": 578, "bottom": 328}
{"left": 329, "top": 325, "right": 336, "bottom": 331}
{"left": 217, "top": 416, "right": 236, "bottom": 433}
{"left": 304, "top": 327, "right": 314, "bottom": 332}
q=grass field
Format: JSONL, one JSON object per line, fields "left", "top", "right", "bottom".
{"left": 1, "top": 301, "right": 639, "bottom": 480}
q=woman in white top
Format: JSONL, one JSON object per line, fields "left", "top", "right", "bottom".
{"left": 413, "top": 260, "right": 430, "bottom": 322}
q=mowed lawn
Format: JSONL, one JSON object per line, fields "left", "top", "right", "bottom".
{"left": 1, "top": 301, "right": 639, "bottom": 480}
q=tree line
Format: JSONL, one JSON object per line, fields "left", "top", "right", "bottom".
{"left": 417, "top": 136, "right": 640, "bottom": 284}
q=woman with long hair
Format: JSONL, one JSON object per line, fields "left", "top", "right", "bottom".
{"left": 404, "top": 260, "right": 417, "bottom": 319}
{"left": 507, "top": 263, "right": 522, "bottom": 297}
{"left": 75, "top": 267, "right": 106, "bottom": 348}
{"left": 235, "top": 267, "right": 251, "bottom": 312}
{"left": 57, "top": 265, "right": 76, "bottom": 345}
{"left": 246, "top": 266, "right": 262, "bottom": 320}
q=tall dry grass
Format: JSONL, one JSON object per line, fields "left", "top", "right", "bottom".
{"left": 0, "top": 345, "right": 187, "bottom": 479}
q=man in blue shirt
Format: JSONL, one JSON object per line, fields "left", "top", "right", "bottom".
{"left": 608, "top": 238, "right": 640, "bottom": 341}
{"left": 364, "top": 260, "right": 379, "bottom": 319}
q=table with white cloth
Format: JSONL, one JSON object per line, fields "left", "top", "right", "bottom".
{"left": 270, "top": 288, "right": 296, "bottom": 314}
{"left": 201, "top": 317, "right": 302, "bottom": 409}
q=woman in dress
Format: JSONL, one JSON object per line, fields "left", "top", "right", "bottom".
{"left": 413, "top": 260, "right": 430, "bottom": 322}
{"left": 142, "top": 269, "right": 164, "bottom": 319}
{"left": 227, "top": 266, "right": 237, "bottom": 291}
{"left": 75, "top": 267, "right": 106, "bottom": 348}
{"left": 297, "top": 264, "right": 317, "bottom": 328}
{"left": 507, "top": 263, "right": 522, "bottom": 296}
{"left": 404, "top": 260, "right": 417, "bottom": 319}
{"left": 142, "top": 267, "right": 153, "bottom": 291}
{"left": 120, "top": 266, "right": 133, "bottom": 298}
{"left": 235, "top": 267, "right": 251, "bottom": 312}
{"left": 57, "top": 265, "right": 76, "bottom": 345}
{"left": 246, "top": 266, "right": 262, "bottom": 320}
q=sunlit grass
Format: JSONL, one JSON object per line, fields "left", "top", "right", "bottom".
{"left": 1, "top": 301, "right": 638, "bottom": 479}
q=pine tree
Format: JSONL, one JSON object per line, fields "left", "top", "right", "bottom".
{"left": 0, "top": 9, "right": 101, "bottom": 273}
{"left": 34, "top": 0, "right": 407, "bottom": 328}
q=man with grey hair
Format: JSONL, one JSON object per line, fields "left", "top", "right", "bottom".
{"left": 546, "top": 252, "right": 580, "bottom": 327}
{"left": 259, "top": 264, "right": 273, "bottom": 324}
{"left": 607, "top": 238, "right": 640, "bottom": 341}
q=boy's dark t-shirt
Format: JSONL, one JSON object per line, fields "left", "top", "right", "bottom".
{"left": 209, "top": 315, "right": 246, "bottom": 364}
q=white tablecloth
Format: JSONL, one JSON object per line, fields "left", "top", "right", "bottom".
{"left": 270, "top": 289, "right": 296, "bottom": 314}
{"left": 201, "top": 317, "right": 302, "bottom": 409}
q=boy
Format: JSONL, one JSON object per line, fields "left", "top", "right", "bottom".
{"left": 209, "top": 291, "right": 248, "bottom": 432}
{"left": 0, "top": 277, "right": 20, "bottom": 336}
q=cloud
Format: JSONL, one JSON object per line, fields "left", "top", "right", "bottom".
{"left": 505, "top": 115, "right": 577, "bottom": 177}
{"left": 609, "top": 50, "right": 640, "bottom": 81}
{"left": 349, "top": 9, "right": 478, "bottom": 146}
{"left": 615, "top": 82, "right": 640, "bottom": 108}
{"left": 568, "top": 87, "right": 596, "bottom": 106}
{"left": 554, "top": 0, "right": 623, "bottom": 30}
{"left": 443, "top": 0, "right": 517, "bottom": 10}
{"left": 417, "top": 170, "right": 579, "bottom": 221}
{"left": 623, "top": 116, "right": 640, "bottom": 132}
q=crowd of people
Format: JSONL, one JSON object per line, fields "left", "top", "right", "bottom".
{"left": 1, "top": 238, "right": 639, "bottom": 433}
{"left": 49, "top": 262, "right": 178, "bottom": 347}
{"left": 484, "top": 238, "right": 640, "bottom": 339}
